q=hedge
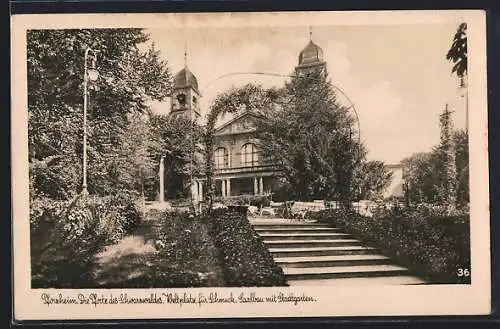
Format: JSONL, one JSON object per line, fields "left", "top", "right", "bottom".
{"left": 309, "top": 208, "right": 471, "bottom": 284}
{"left": 148, "top": 211, "right": 225, "bottom": 287}
{"left": 207, "top": 208, "right": 288, "bottom": 287}
{"left": 213, "top": 195, "right": 271, "bottom": 208}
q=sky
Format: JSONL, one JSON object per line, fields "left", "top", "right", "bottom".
{"left": 145, "top": 24, "right": 466, "bottom": 164}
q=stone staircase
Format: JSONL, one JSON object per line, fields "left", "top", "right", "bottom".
{"left": 252, "top": 221, "right": 427, "bottom": 286}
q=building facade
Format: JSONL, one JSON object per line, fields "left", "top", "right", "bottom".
{"left": 169, "top": 37, "right": 403, "bottom": 203}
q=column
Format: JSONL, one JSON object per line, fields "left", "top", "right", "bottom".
{"left": 199, "top": 181, "right": 203, "bottom": 201}
{"left": 254, "top": 177, "right": 259, "bottom": 195}
{"left": 226, "top": 179, "right": 231, "bottom": 197}
{"left": 159, "top": 156, "right": 165, "bottom": 202}
{"left": 259, "top": 177, "right": 264, "bottom": 196}
{"left": 221, "top": 180, "right": 227, "bottom": 197}
{"left": 191, "top": 181, "right": 198, "bottom": 203}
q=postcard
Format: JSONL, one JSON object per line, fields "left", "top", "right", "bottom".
{"left": 11, "top": 10, "right": 490, "bottom": 320}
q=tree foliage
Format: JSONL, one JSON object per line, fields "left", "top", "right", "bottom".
{"left": 204, "top": 68, "right": 379, "bottom": 208}
{"left": 256, "top": 69, "right": 365, "bottom": 205}
{"left": 149, "top": 114, "right": 204, "bottom": 200}
{"left": 27, "top": 29, "right": 172, "bottom": 200}
{"left": 353, "top": 161, "right": 393, "bottom": 201}
{"left": 402, "top": 129, "right": 468, "bottom": 207}
{"left": 446, "top": 23, "right": 467, "bottom": 79}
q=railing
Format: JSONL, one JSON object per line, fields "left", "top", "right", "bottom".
{"left": 214, "top": 164, "right": 280, "bottom": 175}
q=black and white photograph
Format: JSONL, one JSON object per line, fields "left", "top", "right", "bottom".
{"left": 12, "top": 10, "right": 490, "bottom": 319}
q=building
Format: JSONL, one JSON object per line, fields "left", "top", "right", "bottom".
{"left": 168, "top": 35, "right": 404, "bottom": 203}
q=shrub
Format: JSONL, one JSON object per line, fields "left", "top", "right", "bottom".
{"left": 99, "top": 190, "right": 142, "bottom": 237}
{"left": 207, "top": 209, "right": 288, "bottom": 287}
{"left": 30, "top": 191, "right": 144, "bottom": 288}
{"left": 150, "top": 211, "right": 225, "bottom": 287}
{"left": 30, "top": 194, "right": 106, "bottom": 288}
{"left": 310, "top": 207, "right": 470, "bottom": 284}
{"left": 213, "top": 195, "right": 271, "bottom": 208}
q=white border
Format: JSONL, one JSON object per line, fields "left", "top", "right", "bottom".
{"left": 11, "top": 10, "right": 490, "bottom": 320}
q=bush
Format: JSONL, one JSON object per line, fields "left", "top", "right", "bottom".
{"left": 99, "top": 190, "right": 142, "bottom": 238}
{"left": 30, "top": 195, "right": 106, "bottom": 288}
{"left": 310, "top": 207, "right": 470, "bottom": 284}
{"left": 150, "top": 211, "right": 225, "bottom": 287}
{"left": 30, "top": 191, "right": 144, "bottom": 288}
{"left": 207, "top": 209, "right": 288, "bottom": 287}
{"left": 213, "top": 195, "right": 271, "bottom": 208}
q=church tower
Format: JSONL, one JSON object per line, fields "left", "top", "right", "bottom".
{"left": 170, "top": 46, "right": 201, "bottom": 122}
{"left": 295, "top": 27, "right": 327, "bottom": 77}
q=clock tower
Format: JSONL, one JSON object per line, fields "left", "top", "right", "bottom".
{"left": 170, "top": 48, "right": 201, "bottom": 122}
{"left": 295, "top": 28, "right": 327, "bottom": 78}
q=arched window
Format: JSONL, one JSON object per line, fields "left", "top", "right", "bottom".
{"left": 214, "top": 147, "right": 228, "bottom": 169}
{"left": 241, "top": 143, "right": 259, "bottom": 167}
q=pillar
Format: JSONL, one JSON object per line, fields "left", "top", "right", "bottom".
{"left": 254, "top": 177, "right": 258, "bottom": 195}
{"left": 226, "top": 179, "right": 231, "bottom": 197}
{"left": 259, "top": 177, "right": 264, "bottom": 196}
{"left": 222, "top": 180, "right": 227, "bottom": 197}
{"left": 159, "top": 156, "right": 165, "bottom": 202}
{"left": 199, "top": 181, "right": 203, "bottom": 201}
{"left": 191, "top": 180, "right": 198, "bottom": 203}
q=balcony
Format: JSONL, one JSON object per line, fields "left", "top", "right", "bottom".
{"left": 214, "top": 164, "right": 281, "bottom": 177}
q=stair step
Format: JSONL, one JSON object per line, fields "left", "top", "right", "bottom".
{"left": 269, "top": 246, "right": 379, "bottom": 257}
{"left": 276, "top": 254, "right": 391, "bottom": 267}
{"left": 252, "top": 223, "right": 331, "bottom": 229}
{"left": 284, "top": 265, "right": 410, "bottom": 280}
{"left": 286, "top": 276, "right": 427, "bottom": 286}
{"left": 264, "top": 239, "right": 361, "bottom": 248}
{"left": 254, "top": 228, "right": 341, "bottom": 234}
{"left": 259, "top": 233, "right": 351, "bottom": 240}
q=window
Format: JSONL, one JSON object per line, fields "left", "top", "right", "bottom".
{"left": 241, "top": 143, "right": 259, "bottom": 167}
{"left": 214, "top": 147, "right": 229, "bottom": 169}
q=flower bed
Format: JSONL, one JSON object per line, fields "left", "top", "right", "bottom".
{"left": 309, "top": 207, "right": 471, "bottom": 284}
{"left": 207, "top": 208, "right": 288, "bottom": 287}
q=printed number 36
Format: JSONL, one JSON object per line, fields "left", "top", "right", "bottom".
{"left": 457, "top": 268, "right": 470, "bottom": 277}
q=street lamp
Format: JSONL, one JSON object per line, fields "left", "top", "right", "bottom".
{"left": 82, "top": 47, "right": 99, "bottom": 194}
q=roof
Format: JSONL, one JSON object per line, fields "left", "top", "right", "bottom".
{"left": 173, "top": 67, "right": 199, "bottom": 91}
{"left": 298, "top": 40, "right": 324, "bottom": 66}
{"left": 214, "top": 111, "right": 263, "bottom": 135}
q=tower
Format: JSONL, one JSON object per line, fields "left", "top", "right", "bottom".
{"left": 170, "top": 46, "right": 201, "bottom": 121}
{"left": 295, "top": 27, "right": 327, "bottom": 77}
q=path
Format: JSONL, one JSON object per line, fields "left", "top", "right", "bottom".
{"left": 250, "top": 217, "right": 427, "bottom": 286}
{"left": 92, "top": 213, "right": 161, "bottom": 287}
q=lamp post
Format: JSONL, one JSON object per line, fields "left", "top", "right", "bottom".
{"left": 82, "top": 47, "right": 99, "bottom": 195}
{"left": 159, "top": 156, "right": 165, "bottom": 203}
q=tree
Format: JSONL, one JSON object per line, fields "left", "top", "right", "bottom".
{"left": 401, "top": 152, "right": 441, "bottom": 204}
{"left": 437, "top": 106, "right": 457, "bottom": 213}
{"left": 401, "top": 124, "right": 468, "bottom": 209}
{"left": 353, "top": 161, "right": 393, "bottom": 201}
{"left": 256, "top": 68, "right": 365, "bottom": 206}
{"left": 150, "top": 114, "right": 204, "bottom": 201}
{"left": 446, "top": 23, "right": 467, "bottom": 80}
{"left": 27, "top": 29, "right": 172, "bottom": 200}
{"left": 454, "top": 129, "right": 469, "bottom": 206}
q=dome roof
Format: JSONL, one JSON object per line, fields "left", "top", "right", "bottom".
{"left": 298, "top": 40, "right": 324, "bottom": 66}
{"left": 173, "top": 67, "right": 199, "bottom": 91}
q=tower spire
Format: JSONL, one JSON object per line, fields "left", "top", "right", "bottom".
{"left": 309, "top": 25, "right": 313, "bottom": 40}
{"left": 184, "top": 41, "right": 188, "bottom": 67}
